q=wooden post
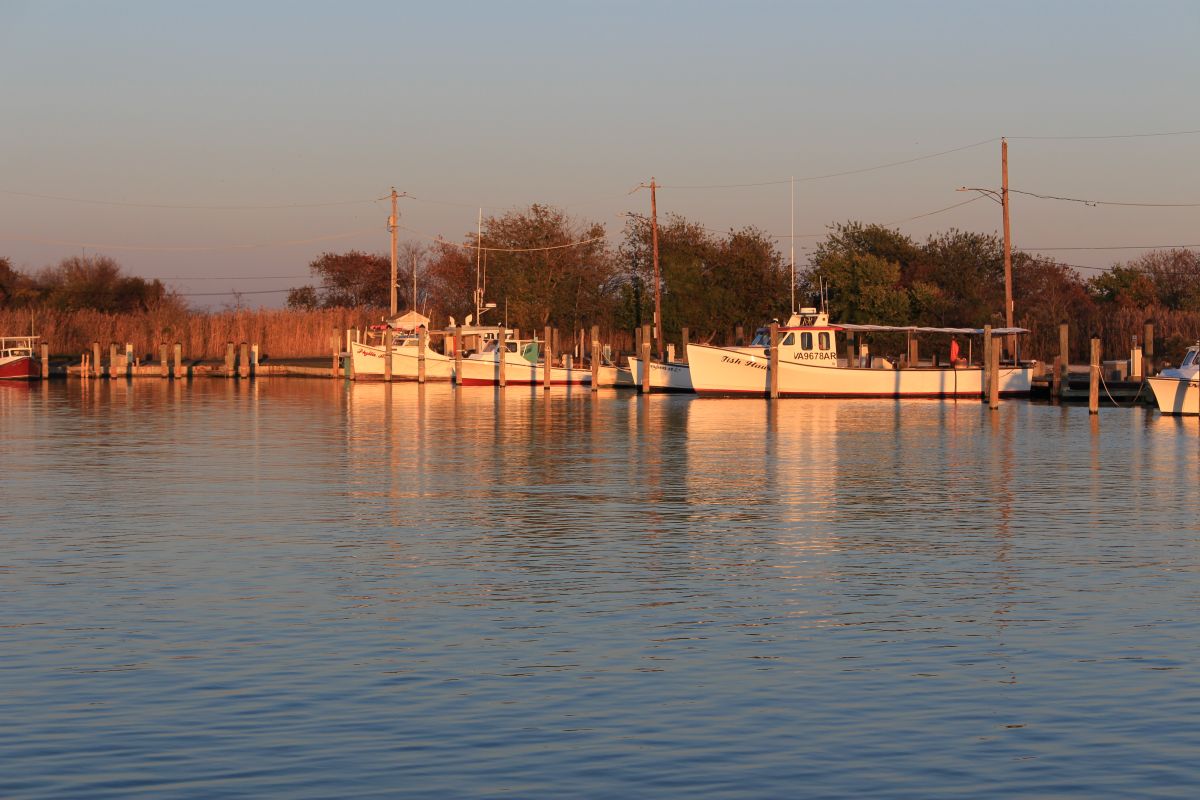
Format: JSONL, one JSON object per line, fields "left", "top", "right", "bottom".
{"left": 173, "top": 342, "right": 183, "bottom": 380}
{"left": 251, "top": 344, "right": 259, "bottom": 376}
{"left": 769, "top": 322, "right": 780, "bottom": 400}
{"left": 680, "top": 326, "right": 689, "bottom": 364}
{"left": 109, "top": 342, "right": 118, "bottom": 379}
{"left": 643, "top": 335, "right": 652, "bottom": 393}
{"left": 384, "top": 331, "right": 393, "bottom": 382}
{"left": 225, "top": 343, "right": 235, "bottom": 378}
{"left": 590, "top": 324, "right": 600, "bottom": 391}
{"left": 1143, "top": 320, "right": 1155, "bottom": 376}
{"left": 345, "top": 330, "right": 355, "bottom": 380}
{"left": 454, "top": 325, "right": 463, "bottom": 386}
{"left": 635, "top": 324, "right": 643, "bottom": 358}
{"left": 40, "top": 342, "right": 49, "bottom": 379}
{"left": 667, "top": 343, "right": 675, "bottom": 363}
{"left": 543, "top": 325, "right": 553, "bottom": 391}
{"left": 981, "top": 326, "right": 991, "bottom": 402}
{"left": 80, "top": 352, "right": 88, "bottom": 378}
{"left": 989, "top": 334, "right": 1000, "bottom": 409}
{"left": 497, "top": 326, "right": 507, "bottom": 388}
{"left": 1051, "top": 355, "right": 1062, "bottom": 398}
{"left": 1089, "top": 336, "right": 1101, "bottom": 414}
{"left": 907, "top": 334, "right": 919, "bottom": 367}
{"left": 418, "top": 328, "right": 427, "bottom": 384}
{"left": 331, "top": 328, "right": 340, "bottom": 378}
{"left": 239, "top": 342, "right": 249, "bottom": 379}
{"left": 91, "top": 342, "right": 101, "bottom": 378}
{"left": 160, "top": 343, "right": 169, "bottom": 378}
{"left": 1058, "top": 322, "right": 1070, "bottom": 398}
{"left": 735, "top": 325, "right": 745, "bottom": 347}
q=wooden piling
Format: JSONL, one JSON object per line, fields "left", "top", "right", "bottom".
{"left": 1051, "top": 355, "right": 1062, "bottom": 397}
{"left": 769, "top": 322, "right": 780, "bottom": 400}
{"left": 173, "top": 342, "right": 183, "bottom": 380}
{"left": 1058, "top": 322, "right": 1070, "bottom": 398}
{"left": 418, "top": 328, "right": 427, "bottom": 384}
{"left": 1143, "top": 320, "right": 1155, "bottom": 376}
{"left": 40, "top": 342, "right": 49, "bottom": 379}
{"left": 251, "top": 344, "right": 259, "bottom": 376}
{"left": 1089, "top": 336, "right": 1100, "bottom": 414}
{"left": 543, "top": 325, "right": 553, "bottom": 391}
{"left": 907, "top": 334, "right": 919, "bottom": 367}
{"left": 345, "top": 330, "right": 355, "bottom": 380}
{"left": 239, "top": 342, "right": 250, "bottom": 379}
{"left": 497, "top": 326, "right": 507, "bottom": 388}
{"left": 384, "top": 332, "right": 393, "bottom": 382}
{"left": 680, "top": 327, "right": 689, "bottom": 364}
{"left": 989, "top": 335, "right": 1000, "bottom": 409}
{"left": 160, "top": 343, "right": 169, "bottom": 378}
{"left": 981, "top": 326, "right": 991, "bottom": 403}
{"left": 641, "top": 322, "right": 651, "bottom": 394}
{"left": 225, "top": 343, "right": 235, "bottom": 378}
{"left": 109, "top": 342, "right": 118, "bottom": 378}
{"left": 331, "top": 328, "right": 340, "bottom": 378}
{"left": 454, "top": 325, "right": 463, "bottom": 386}
{"left": 590, "top": 324, "right": 600, "bottom": 391}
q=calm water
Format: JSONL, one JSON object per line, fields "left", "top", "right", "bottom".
{"left": 3, "top": 379, "right": 1199, "bottom": 798}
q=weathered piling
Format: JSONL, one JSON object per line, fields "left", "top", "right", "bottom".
{"left": 681, "top": 327, "right": 689, "bottom": 364}
{"left": 543, "top": 325, "right": 553, "bottom": 391}
{"left": 173, "top": 342, "right": 183, "bottom": 380}
{"left": 1143, "top": 320, "right": 1155, "bottom": 376}
{"left": 769, "top": 322, "right": 780, "bottom": 400}
{"left": 497, "top": 326, "right": 507, "bottom": 388}
{"left": 590, "top": 324, "right": 599, "bottom": 392}
{"left": 92, "top": 342, "right": 101, "bottom": 378}
{"left": 40, "top": 342, "right": 49, "bottom": 379}
{"left": 1051, "top": 356, "right": 1062, "bottom": 397}
{"left": 331, "top": 328, "right": 340, "bottom": 378}
{"left": 239, "top": 342, "right": 250, "bottom": 379}
{"left": 418, "top": 328, "right": 427, "bottom": 384}
{"left": 641, "top": 323, "right": 651, "bottom": 394}
{"left": 981, "top": 326, "right": 991, "bottom": 403}
{"left": 384, "top": 333, "right": 393, "bottom": 382}
{"left": 160, "top": 344, "right": 169, "bottom": 378}
{"left": 989, "top": 334, "right": 1000, "bottom": 409}
{"left": 1058, "top": 322, "right": 1069, "bottom": 399}
{"left": 109, "top": 343, "right": 118, "bottom": 378}
{"left": 1089, "top": 336, "right": 1101, "bottom": 414}
{"left": 454, "top": 325, "right": 463, "bottom": 386}
{"left": 225, "top": 343, "right": 235, "bottom": 378}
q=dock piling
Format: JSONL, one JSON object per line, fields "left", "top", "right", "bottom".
{"left": 239, "top": 342, "right": 250, "bottom": 379}
{"left": 173, "top": 342, "right": 183, "bottom": 380}
{"left": 544, "top": 325, "right": 553, "bottom": 391}
{"left": 769, "top": 322, "right": 780, "bottom": 399}
{"left": 681, "top": 327, "right": 689, "bottom": 364}
{"left": 497, "top": 326, "right": 507, "bottom": 388}
{"left": 1089, "top": 336, "right": 1101, "bottom": 414}
{"left": 590, "top": 324, "right": 599, "bottom": 391}
{"left": 40, "top": 342, "right": 49, "bottom": 379}
{"left": 225, "top": 343, "right": 235, "bottom": 378}
{"left": 418, "top": 328, "right": 427, "bottom": 384}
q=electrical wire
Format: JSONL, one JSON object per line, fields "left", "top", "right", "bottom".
{"left": 397, "top": 223, "right": 605, "bottom": 253}
{"left": 1008, "top": 188, "right": 1200, "bottom": 208}
{"left": 0, "top": 229, "right": 376, "bottom": 252}
{"left": 0, "top": 189, "right": 378, "bottom": 210}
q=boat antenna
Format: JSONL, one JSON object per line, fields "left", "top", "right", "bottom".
{"left": 790, "top": 175, "right": 796, "bottom": 314}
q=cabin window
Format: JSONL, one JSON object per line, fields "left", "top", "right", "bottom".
{"left": 751, "top": 330, "right": 770, "bottom": 346}
{"left": 505, "top": 341, "right": 518, "bottom": 352}
{"left": 818, "top": 332, "right": 831, "bottom": 350}
{"left": 1184, "top": 350, "right": 1197, "bottom": 367}
{"left": 780, "top": 332, "right": 795, "bottom": 346}
{"left": 800, "top": 332, "right": 813, "bottom": 350}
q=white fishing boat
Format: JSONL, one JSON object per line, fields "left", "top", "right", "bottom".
{"left": 350, "top": 310, "right": 453, "bottom": 381}
{"left": 0, "top": 336, "right": 39, "bottom": 380}
{"left": 455, "top": 332, "right": 592, "bottom": 386}
{"left": 1146, "top": 344, "right": 1200, "bottom": 415}
{"left": 626, "top": 356, "right": 693, "bottom": 392}
{"left": 686, "top": 308, "right": 1034, "bottom": 398}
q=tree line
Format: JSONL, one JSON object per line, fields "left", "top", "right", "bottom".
{"left": 5, "top": 204, "right": 1200, "bottom": 363}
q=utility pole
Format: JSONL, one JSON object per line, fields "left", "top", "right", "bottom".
{"left": 389, "top": 188, "right": 399, "bottom": 316}
{"left": 1001, "top": 139, "right": 1014, "bottom": 358}
{"left": 649, "top": 177, "right": 663, "bottom": 362}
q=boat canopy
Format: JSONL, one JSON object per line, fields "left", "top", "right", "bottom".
{"left": 835, "top": 324, "right": 1029, "bottom": 336}
{"left": 386, "top": 310, "right": 431, "bottom": 330}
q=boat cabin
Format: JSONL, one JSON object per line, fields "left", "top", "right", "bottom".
{"left": 747, "top": 308, "right": 839, "bottom": 365}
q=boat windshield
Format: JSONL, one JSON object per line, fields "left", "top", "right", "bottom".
{"left": 750, "top": 330, "right": 771, "bottom": 347}
{"left": 1183, "top": 349, "right": 1199, "bottom": 367}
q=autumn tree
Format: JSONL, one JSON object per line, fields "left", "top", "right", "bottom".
{"left": 298, "top": 250, "right": 393, "bottom": 309}
{"left": 37, "top": 255, "right": 178, "bottom": 313}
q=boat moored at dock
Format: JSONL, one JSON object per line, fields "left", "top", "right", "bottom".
{"left": 1, "top": 336, "right": 39, "bottom": 380}
{"left": 1146, "top": 344, "right": 1200, "bottom": 415}
{"left": 686, "top": 309, "right": 1034, "bottom": 398}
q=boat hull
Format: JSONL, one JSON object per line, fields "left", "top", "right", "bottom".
{"left": 349, "top": 342, "right": 454, "bottom": 381}
{"left": 686, "top": 343, "right": 1033, "bottom": 398}
{"left": 626, "top": 357, "right": 694, "bottom": 392}
{"left": 455, "top": 354, "right": 592, "bottom": 386}
{"left": 594, "top": 364, "right": 635, "bottom": 388}
{"left": 1147, "top": 376, "right": 1200, "bottom": 415}
{"left": 0, "top": 355, "right": 37, "bottom": 380}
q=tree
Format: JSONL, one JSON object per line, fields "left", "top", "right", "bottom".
{"left": 38, "top": 255, "right": 177, "bottom": 313}
{"left": 305, "top": 250, "right": 393, "bottom": 308}
{"left": 286, "top": 285, "right": 320, "bottom": 310}
{"left": 919, "top": 229, "right": 1006, "bottom": 326}
{"left": 804, "top": 223, "right": 914, "bottom": 324}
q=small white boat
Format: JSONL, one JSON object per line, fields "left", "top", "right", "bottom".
{"left": 686, "top": 308, "right": 1034, "bottom": 398}
{"left": 350, "top": 311, "right": 453, "bottom": 381}
{"left": 1146, "top": 344, "right": 1200, "bottom": 415}
{"left": 0, "top": 336, "right": 39, "bottom": 380}
{"left": 455, "top": 333, "right": 591, "bottom": 387}
{"left": 626, "top": 356, "right": 694, "bottom": 392}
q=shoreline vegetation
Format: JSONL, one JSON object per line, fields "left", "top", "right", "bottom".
{"left": 5, "top": 209, "right": 1200, "bottom": 367}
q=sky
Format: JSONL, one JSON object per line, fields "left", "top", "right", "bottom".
{"left": 2, "top": 0, "right": 1198, "bottom": 308}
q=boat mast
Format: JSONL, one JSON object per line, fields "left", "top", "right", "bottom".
{"left": 1002, "top": 138, "right": 1014, "bottom": 358}
{"left": 389, "top": 188, "right": 399, "bottom": 316}
{"left": 650, "top": 177, "right": 663, "bottom": 362}
{"left": 790, "top": 175, "right": 796, "bottom": 314}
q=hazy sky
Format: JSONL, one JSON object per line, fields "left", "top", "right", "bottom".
{"left": 2, "top": 0, "right": 1198, "bottom": 307}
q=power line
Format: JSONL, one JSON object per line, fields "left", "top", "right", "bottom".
{"left": 0, "top": 229, "right": 376, "bottom": 252}
{"left": 1008, "top": 188, "right": 1200, "bottom": 208}
{"left": 1019, "top": 243, "right": 1200, "bottom": 252}
{"left": 1007, "top": 128, "right": 1200, "bottom": 141}
{"left": 0, "top": 189, "right": 378, "bottom": 210}
{"left": 397, "top": 223, "right": 605, "bottom": 253}
{"left": 177, "top": 288, "right": 294, "bottom": 297}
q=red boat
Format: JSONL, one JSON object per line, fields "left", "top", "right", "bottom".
{"left": 0, "top": 336, "right": 39, "bottom": 380}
